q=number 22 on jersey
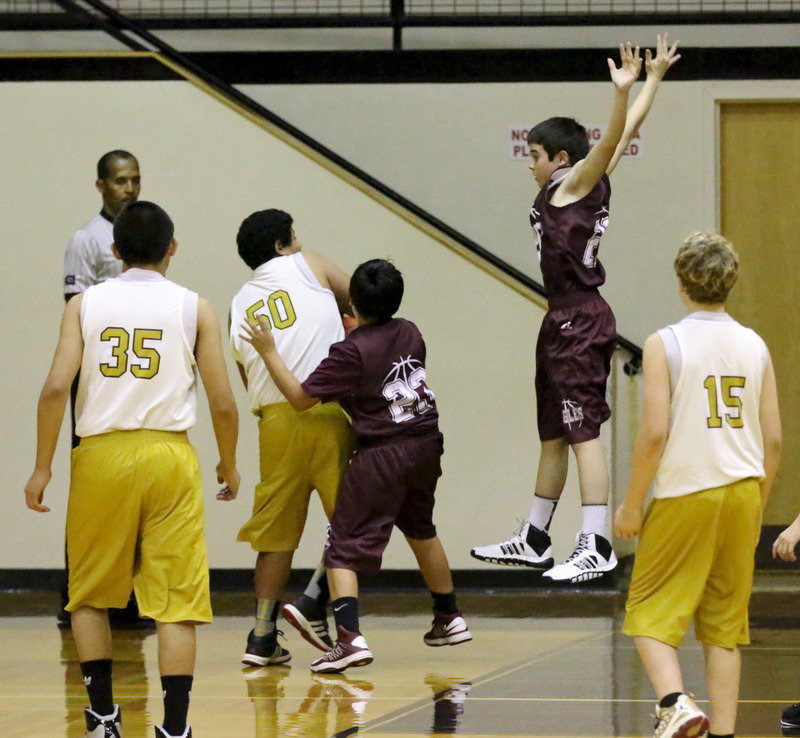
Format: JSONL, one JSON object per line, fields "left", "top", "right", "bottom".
{"left": 704, "top": 375, "right": 746, "bottom": 429}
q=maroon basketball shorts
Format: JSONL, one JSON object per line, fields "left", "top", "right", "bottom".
{"left": 323, "top": 433, "right": 444, "bottom": 573}
{"left": 535, "top": 292, "right": 617, "bottom": 445}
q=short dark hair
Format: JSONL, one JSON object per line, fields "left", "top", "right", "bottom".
{"left": 113, "top": 201, "right": 174, "bottom": 266}
{"left": 237, "top": 209, "right": 294, "bottom": 270}
{"left": 97, "top": 150, "right": 138, "bottom": 180}
{"left": 350, "top": 259, "right": 404, "bottom": 324}
{"left": 526, "top": 117, "right": 589, "bottom": 165}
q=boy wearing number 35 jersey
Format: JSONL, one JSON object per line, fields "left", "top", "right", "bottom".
{"left": 242, "top": 259, "right": 470, "bottom": 673}
{"left": 24, "top": 201, "right": 241, "bottom": 738}
{"left": 614, "top": 233, "right": 782, "bottom": 738}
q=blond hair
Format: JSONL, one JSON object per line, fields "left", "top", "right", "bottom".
{"left": 674, "top": 232, "right": 739, "bottom": 305}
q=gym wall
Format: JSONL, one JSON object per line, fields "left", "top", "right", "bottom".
{"left": 2, "top": 73, "right": 632, "bottom": 571}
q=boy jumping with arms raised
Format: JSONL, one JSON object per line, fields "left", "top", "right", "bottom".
{"left": 614, "top": 233, "right": 781, "bottom": 738}
{"left": 242, "top": 259, "right": 470, "bottom": 672}
{"left": 472, "top": 36, "right": 680, "bottom": 581}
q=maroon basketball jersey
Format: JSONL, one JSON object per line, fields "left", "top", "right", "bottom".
{"left": 301, "top": 317, "right": 439, "bottom": 444}
{"left": 529, "top": 168, "right": 611, "bottom": 299}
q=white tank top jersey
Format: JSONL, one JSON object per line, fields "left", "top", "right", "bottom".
{"left": 653, "top": 311, "right": 768, "bottom": 499}
{"left": 75, "top": 269, "right": 198, "bottom": 438}
{"left": 230, "top": 253, "right": 344, "bottom": 411}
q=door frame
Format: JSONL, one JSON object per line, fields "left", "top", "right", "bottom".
{"left": 702, "top": 81, "right": 800, "bottom": 231}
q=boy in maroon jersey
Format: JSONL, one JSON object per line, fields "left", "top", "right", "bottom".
{"left": 242, "top": 259, "right": 470, "bottom": 673}
{"left": 472, "top": 36, "right": 680, "bottom": 582}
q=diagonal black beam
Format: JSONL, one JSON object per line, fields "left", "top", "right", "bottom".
{"left": 48, "top": 0, "right": 147, "bottom": 50}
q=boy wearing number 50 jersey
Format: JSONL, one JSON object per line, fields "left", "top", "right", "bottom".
{"left": 614, "top": 233, "right": 782, "bottom": 738}
{"left": 230, "top": 209, "right": 356, "bottom": 667}
{"left": 242, "top": 259, "right": 470, "bottom": 674}
{"left": 24, "top": 201, "right": 241, "bottom": 738}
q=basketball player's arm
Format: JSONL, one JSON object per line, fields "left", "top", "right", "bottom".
{"left": 303, "top": 251, "right": 352, "bottom": 315}
{"left": 606, "top": 34, "right": 681, "bottom": 176}
{"left": 759, "top": 352, "right": 781, "bottom": 510}
{"left": 227, "top": 311, "right": 249, "bottom": 390}
{"left": 613, "top": 333, "right": 671, "bottom": 539}
{"left": 23, "top": 296, "right": 85, "bottom": 513}
{"left": 555, "top": 48, "right": 637, "bottom": 204}
{"left": 240, "top": 317, "right": 320, "bottom": 411}
{"left": 196, "top": 298, "right": 241, "bottom": 500}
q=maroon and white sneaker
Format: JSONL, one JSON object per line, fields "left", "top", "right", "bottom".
{"left": 310, "top": 626, "right": 373, "bottom": 674}
{"left": 423, "top": 611, "right": 472, "bottom": 647}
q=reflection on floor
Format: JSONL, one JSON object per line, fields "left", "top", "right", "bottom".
{"left": 0, "top": 613, "right": 797, "bottom": 737}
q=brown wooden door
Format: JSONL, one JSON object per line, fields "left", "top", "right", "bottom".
{"left": 720, "top": 101, "right": 800, "bottom": 524}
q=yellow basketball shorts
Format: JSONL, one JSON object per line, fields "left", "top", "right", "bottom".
{"left": 237, "top": 402, "right": 356, "bottom": 552}
{"left": 623, "top": 477, "right": 761, "bottom": 649}
{"left": 66, "top": 430, "right": 212, "bottom": 624}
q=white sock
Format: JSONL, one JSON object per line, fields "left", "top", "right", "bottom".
{"left": 528, "top": 495, "right": 558, "bottom": 531}
{"left": 581, "top": 504, "right": 608, "bottom": 537}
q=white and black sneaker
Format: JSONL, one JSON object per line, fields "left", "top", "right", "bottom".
{"left": 470, "top": 520, "right": 554, "bottom": 569}
{"left": 282, "top": 594, "right": 333, "bottom": 652}
{"left": 782, "top": 701, "right": 800, "bottom": 734}
{"left": 85, "top": 705, "right": 122, "bottom": 737}
{"left": 155, "top": 726, "right": 192, "bottom": 738}
{"left": 543, "top": 532, "right": 617, "bottom": 583}
{"left": 653, "top": 694, "right": 709, "bottom": 737}
{"left": 242, "top": 629, "right": 292, "bottom": 667}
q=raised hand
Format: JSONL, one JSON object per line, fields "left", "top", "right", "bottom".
{"left": 619, "top": 42, "right": 642, "bottom": 83}
{"left": 608, "top": 47, "right": 638, "bottom": 93}
{"left": 645, "top": 33, "right": 681, "bottom": 80}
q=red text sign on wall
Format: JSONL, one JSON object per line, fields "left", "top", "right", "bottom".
{"left": 509, "top": 125, "right": 642, "bottom": 160}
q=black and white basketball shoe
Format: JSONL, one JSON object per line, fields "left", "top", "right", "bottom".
{"left": 154, "top": 726, "right": 192, "bottom": 738}
{"left": 470, "top": 520, "right": 554, "bottom": 569}
{"left": 781, "top": 701, "right": 800, "bottom": 734}
{"left": 542, "top": 532, "right": 617, "bottom": 583}
{"left": 84, "top": 705, "right": 122, "bottom": 737}
{"left": 282, "top": 594, "right": 334, "bottom": 651}
{"left": 242, "top": 629, "right": 292, "bottom": 667}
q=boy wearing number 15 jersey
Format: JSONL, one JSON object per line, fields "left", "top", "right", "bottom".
{"left": 614, "top": 233, "right": 781, "bottom": 738}
{"left": 229, "top": 209, "right": 356, "bottom": 666}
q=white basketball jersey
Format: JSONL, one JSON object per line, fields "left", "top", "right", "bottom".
{"left": 653, "top": 312, "right": 767, "bottom": 499}
{"left": 230, "top": 253, "right": 344, "bottom": 411}
{"left": 75, "top": 269, "right": 198, "bottom": 437}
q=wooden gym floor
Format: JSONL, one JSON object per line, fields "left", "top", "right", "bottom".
{"left": 1, "top": 594, "right": 799, "bottom": 738}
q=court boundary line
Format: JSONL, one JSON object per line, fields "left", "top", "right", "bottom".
{"left": 341, "top": 630, "right": 610, "bottom": 736}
